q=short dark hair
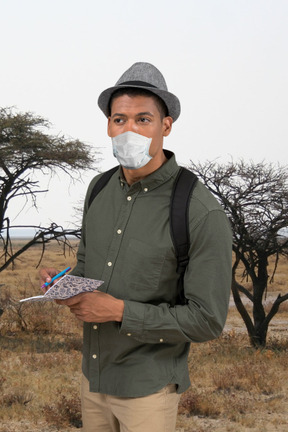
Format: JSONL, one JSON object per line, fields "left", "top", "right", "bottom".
{"left": 108, "top": 87, "right": 169, "bottom": 120}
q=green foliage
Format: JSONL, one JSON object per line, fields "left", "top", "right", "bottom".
{"left": 0, "top": 107, "right": 93, "bottom": 172}
{"left": 0, "top": 107, "right": 96, "bottom": 272}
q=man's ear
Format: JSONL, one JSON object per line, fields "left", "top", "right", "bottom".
{"left": 107, "top": 117, "right": 112, "bottom": 137}
{"left": 162, "top": 116, "right": 173, "bottom": 137}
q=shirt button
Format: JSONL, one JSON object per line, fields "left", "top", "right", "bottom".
{"left": 117, "top": 229, "right": 122, "bottom": 234}
{"left": 144, "top": 187, "right": 148, "bottom": 192}
{"left": 92, "top": 354, "right": 97, "bottom": 359}
{"left": 127, "top": 333, "right": 132, "bottom": 337}
{"left": 93, "top": 325, "right": 98, "bottom": 330}
{"left": 127, "top": 196, "right": 132, "bottom": 201}
{"left": 107, "top": 261, "right": 112, "bottom": 267}
{"left": 159, "top": 338, "right": 164, "bottom": 343}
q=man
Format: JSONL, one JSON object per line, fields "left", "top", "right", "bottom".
{"left": 40, "top": 62, "right": 232, "bottom": 432}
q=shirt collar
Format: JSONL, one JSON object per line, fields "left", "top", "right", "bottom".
{"left": 118, "top": 150, "right": 180, "bottom": 193}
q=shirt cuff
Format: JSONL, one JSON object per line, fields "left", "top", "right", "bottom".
{"left": 119, "top": 300, "right": 145, "bottom": 338}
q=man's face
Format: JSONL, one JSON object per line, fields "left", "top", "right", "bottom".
{"left": 107, "top": 94, "right": 172, "bottom": 160}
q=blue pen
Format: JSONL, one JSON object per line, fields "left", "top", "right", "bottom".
{"left": 41, "top": 266, "right": 71, "bottom": 289}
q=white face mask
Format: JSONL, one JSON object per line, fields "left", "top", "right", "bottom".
{"left": 112, "top": 131, "right": 152, "bottom": 169}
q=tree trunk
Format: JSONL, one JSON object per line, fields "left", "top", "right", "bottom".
{"left": 251, "top": 254, "right": 269, "bottom": 347}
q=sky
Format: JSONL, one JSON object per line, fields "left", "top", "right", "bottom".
{"left": 1, "top": 0, "right": 288, "bottom": 231}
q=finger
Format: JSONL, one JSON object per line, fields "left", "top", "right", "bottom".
{"left": 69, "top": 308, "right": 82, "bottom": 320}
{"left": 56, "top": 296, "right": 81, "bottom": 306}
{"left": 39, "top": 267, "right": 58, "bottom": 279}
{"left": 63, "top": 293, "right": 87, "bottom": 305}
{"left": 39, "top": 267, "right": 59, "bottom": 288}
{"left": 55, "top": 299, "right": 71, "bottom": 305}
{"left": 55, "top": 299, "right": 63, "bottom": 305}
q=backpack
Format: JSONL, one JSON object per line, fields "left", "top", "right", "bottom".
{"left": 88, "top": 166, "right": 198, "bottom": 305}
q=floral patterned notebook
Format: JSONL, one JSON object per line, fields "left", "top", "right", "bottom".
{"left": 20, "top": 275, "right": 104, "bottom": 302}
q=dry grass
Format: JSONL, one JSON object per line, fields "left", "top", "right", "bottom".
{"left": 0, "top": 241, "right": 288, "bottom": 432}
{"left": 177, "top": 334, "right": 288, "bottom": 431}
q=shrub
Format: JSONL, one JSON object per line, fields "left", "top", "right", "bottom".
{"left": 43, "top": 392, "right": 82, "bottom": 428}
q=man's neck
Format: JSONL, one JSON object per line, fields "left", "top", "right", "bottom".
{"left": 122, "top": 151, "right": 168, "bottom": 185}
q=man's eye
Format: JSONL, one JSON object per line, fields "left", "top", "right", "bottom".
{"left": 114, "top": 118, "right": 124, "bottom": 124}
{"left": 139, "top": 117, "right": 150, "bottom": 123}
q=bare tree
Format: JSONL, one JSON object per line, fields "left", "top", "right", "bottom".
{"left": 0, "top": 107, "right": 96, "bottom": 272}
{"left": 188, "top": 159, "right": 288, "bottom": 348}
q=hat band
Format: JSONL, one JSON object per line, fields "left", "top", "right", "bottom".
{"left": 119, "top": 80, "right": 157, "bottom": 88}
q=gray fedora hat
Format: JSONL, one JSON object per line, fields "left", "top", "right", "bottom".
{"left": 98, "top": 62, "right": 181, "bottom": 122}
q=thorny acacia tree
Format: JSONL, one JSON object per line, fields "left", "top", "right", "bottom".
{"left": 189, "top": 159, "right": 288, "bottom": 348}
{"left": 0, "top": 107, "right": 95, "bottom": 273}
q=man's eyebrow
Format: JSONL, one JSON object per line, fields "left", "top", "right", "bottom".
{"left": 111, "top": 113, "right": 126, "bottom": 118}
{"left": 112, "top": 111, "right": 154, "bottom": 118}
{"left": 137, "top": 111, "right": 154, "bottom": 117}
{"left": 111, "top": 112, "right": 155, "bottom": 118}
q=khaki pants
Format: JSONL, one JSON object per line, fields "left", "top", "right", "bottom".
{"left": 81, "top": 374, "right": 181, "bottom": 432}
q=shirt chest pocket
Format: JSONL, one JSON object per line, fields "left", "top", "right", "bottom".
{"left": 120, "top": 238, "right": 168, "bottom": 302}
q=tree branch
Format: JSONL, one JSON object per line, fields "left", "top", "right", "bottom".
{"left": 0, "top": 224, "right": 81, "bottom": 272}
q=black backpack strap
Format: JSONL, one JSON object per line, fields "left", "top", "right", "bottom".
{"left": 88, "top": 166, "right": 119, "bottom": 209}
{"left": 170, "top": 167, "right": 198, "bottom": 304}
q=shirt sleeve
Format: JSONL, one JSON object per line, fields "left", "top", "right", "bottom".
{"left": 70, "top": 233, "right": 86, "bottom": 277}
{"left": 119, "top": 207, "right": 232, "bottom": 344}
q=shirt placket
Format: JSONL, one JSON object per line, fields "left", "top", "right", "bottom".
{"left": 89, "top": 185, "right": 140, "bottom": 391}
{"left": 100, "top": 187, "right": 140, "bottom": 289}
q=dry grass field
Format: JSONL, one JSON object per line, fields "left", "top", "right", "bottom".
{"left": 0, "top": 240, "right": 288, "bottom": 432}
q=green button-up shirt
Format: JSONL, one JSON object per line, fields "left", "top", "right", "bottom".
{"left": 72, "top": 151, "right": 232, "bottom": 397}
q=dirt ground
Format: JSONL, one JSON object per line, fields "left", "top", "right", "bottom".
{"left": 1, "top": 306, "right": 287, "bottom": 432}
{"left": 1, "top": 245, "right": 288, "bottom": 432}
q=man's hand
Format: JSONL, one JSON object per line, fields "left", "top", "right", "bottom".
{"left": 56, "top": 291, "right": 125, "bottom": 323}
{"left": 39, "top": 267, "right": 59, "bottom": 292}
